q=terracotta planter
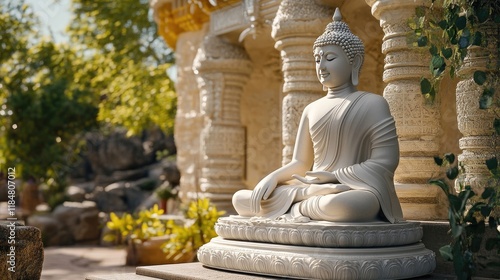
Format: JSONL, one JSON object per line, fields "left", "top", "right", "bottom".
{"left": 126, "top": 236, "right": 196, "bottom": 266}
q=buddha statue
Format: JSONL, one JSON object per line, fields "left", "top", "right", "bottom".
{"left": 232, "top": 8, "right": 404, "bottom": 224}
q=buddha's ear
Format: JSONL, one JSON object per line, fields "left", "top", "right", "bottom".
{"left": 351, "top": 54, "right": 363, "bottom": 86}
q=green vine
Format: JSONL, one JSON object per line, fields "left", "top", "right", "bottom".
{"left": 409, "top": 0, "right": 500, "bottom": 133}
{"left": 430, "top": 153, "right": 500, "bottom": 279}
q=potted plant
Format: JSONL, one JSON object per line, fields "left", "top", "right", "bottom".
{"left": 155, "top": 182, "right": 179, "bottom": 213}
{"left": 104, "top": 204, "right": 173, "bottom": 265}
{"left": 163, "top": 197, "right": 225, "bottom": 262}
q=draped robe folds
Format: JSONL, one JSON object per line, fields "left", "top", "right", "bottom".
{"left": 260, "top": 91, "right": 404, "bottom": 223}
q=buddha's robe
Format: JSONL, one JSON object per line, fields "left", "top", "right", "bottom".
{"left": 259, "top": 91, "right": 404, "bottom": 223}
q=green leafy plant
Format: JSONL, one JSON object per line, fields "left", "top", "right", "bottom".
{"left": 162, "top": 198, "right": 224, "bottom": 261}
{"left": 104, "top": 204, "right": 169, "bottom": 245}
{"left": 409, "top": 0, "right": 500, "bottom": 133}
{"left": 155, "top": 182, "right": 179, "bottom": 200}
{"left": 430, "top": 153, "right": 500, "bottom": 280}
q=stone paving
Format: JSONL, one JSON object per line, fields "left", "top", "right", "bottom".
{"left": 41, "top": 246, "right": 135, "bottom": 280}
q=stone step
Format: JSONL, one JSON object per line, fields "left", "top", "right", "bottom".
{"left": 86, "top": 262, "right": 493, "bottom": 280}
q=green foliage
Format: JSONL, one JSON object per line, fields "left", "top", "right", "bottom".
{"left": 104, "top": 204, "right": 169, "bottom": 244}
{"left": 155, "top": 182, "right": 179, "bottom": 200}
{"left": 68, "top": 0, "right": 176, "bottom": 136}
{"left": 430, "top": 154, "right": 500, "bottom": 280}
{"left": 163, "top": 198, "right": 225, "bottom": 261}
{"left": 0, "top": 1, "right": 98, "bottom": 189}
{"left": 409, "top": 0, "right": 500, "bottom": 134}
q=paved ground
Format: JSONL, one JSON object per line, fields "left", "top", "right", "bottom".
{"left": 41, "top": 246, "right": 136, "bottom": 280}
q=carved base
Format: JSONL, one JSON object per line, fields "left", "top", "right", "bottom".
{"left": 198, "top": 237, "right": 436, "bottom": 280}
{"left": 215, "top": 216, "right": 423, "bottom": 247}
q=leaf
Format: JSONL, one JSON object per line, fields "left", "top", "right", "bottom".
{"left": 471, "top": 236, "right": 482, "bottom": 253}
{"left": 441, "top": 47, "right": 453, "bottom": 59}
{"left": 481, "top": 186, "right": 495, "bottom": 199}
{"left": 451, "top": 224, "right": 463, "bottom": 238}
{"left": 446, "top": 166, "right": 459, "bottom": 180}
{"left": 417, "top": 35, "right": 428, "bottom": 47}
{"left": 434, "top": 156, "right": 444, "bottom": 166}
{"left": 474, "top": 71, "right": 487, "bottom": 85}
{"left": 438, "top": 20, "right": 448, "bottom": 30}
{"left": 449, "top": 195, "right": 462, "bottom": 213}
{"left": 420, "top": 78, "right": 432, "bottom": 94}
{"left": 480, "top": 205, "right": 492, "bottom": 217}
{"left": 439, "top": 245, "right": 453, "bottom": 261}
{"left": 485, "top": 158, "right": 498, "bottom": 172}
{"left": 429, "top": 44, "right": 438, "bottom": 55}
{"left": 458, "top": 35, "right": 469, "bottom": 49}
{"left": 480, "top": 88, "right": 495, "bottom": 109}
{"left": 472, "top": 31, "right": 483, "bottom": 46}
{"left": 430, "top": 179, "right": 450, "bottom": 194}
{"left": 495, "top": 119, "right": 500, "bottom": 135}
{"left": 455, "top": 16, "right": 466, "bottom": 30}
{"left": 444, "top": 153, "right": 455, "bottom": 164}
{"left": 476, "top": 6, "right": 490, "bottom": 23}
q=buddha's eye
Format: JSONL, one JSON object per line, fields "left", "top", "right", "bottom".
{"left": 326, "top": 54, "right": 336, "bottom": 61}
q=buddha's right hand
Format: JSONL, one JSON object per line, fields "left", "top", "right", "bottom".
{"left": 250, "top": 175, "right": 278, "bottom": 214}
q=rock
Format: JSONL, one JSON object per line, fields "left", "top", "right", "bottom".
{"left": 65, "top": 185, "right": 86, "bottom": 202}
{"left": 0, "top": 222, "right": 44, "bottom": 279}
{"left": 95, "top": 167, "right": 149, "bottom": 186}
{"left": 104, "top": 182, "right": 126, "bottom": 197}
{"left": 52, "top": 201, "right": 100, "bottom": 242}
{"left": 129, "top": 177, "right": 158, "bottom": 191}
{"left": 27, "top": 214, "right": 73, "bottom": 246}
{"left": 123, "top": 185, "right": 150, "bottom": 211}
{"left": 89, "top": 187, "right": 127, "bottom": 212}
{"left": 85, "top": 127, "right": 174, "bottom": 177}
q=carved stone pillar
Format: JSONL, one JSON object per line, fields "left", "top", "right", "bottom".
{"left": 368, "top": 0, "right": 446, "bottom": 220}
{"left": 456, "top": 24, "right": 500, "bottom": 194}
{"left": 193, "top": 35, "right": 252, "bottom": 213}
{"left": 271, "top": 0, "right": 334, "bottom": 165}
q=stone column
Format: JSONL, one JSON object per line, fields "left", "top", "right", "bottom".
{"left": 174, "top": 31, "right": 205, "bottom": 204}
{"left": 271, "top": 0, "right": 334, "bottom": 165}
{"left": 193, "top": 35, "right": 252, "bottom": 213}
{"left": 456, "top": 24, "right": 500, "bottom": 194}
{"left": 368, "top": 0, "right": 446, "bottom": 220}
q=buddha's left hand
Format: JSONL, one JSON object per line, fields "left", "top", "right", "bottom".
{"left": 293, "top": 171, "right": 339, "bottom": 184}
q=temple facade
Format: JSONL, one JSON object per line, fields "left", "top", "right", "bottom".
{"left": 149, "top": 0, "right": 499, "bottom": 220}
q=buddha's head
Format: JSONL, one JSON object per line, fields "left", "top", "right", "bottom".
{"left": 313, "top": 8, "right": 364, "bottom": 88}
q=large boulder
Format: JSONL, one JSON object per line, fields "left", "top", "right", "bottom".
{"left": 27, "top": 214, "right": 73, "bottom": 246}
{"left": 52, "top": 201, "right": 100, "bottom": 242}
{"left": 0, "top": 222, "right": 43, "bottom": 280}
{"left": 85, "top": 127, "right": 175, "bottom": 179}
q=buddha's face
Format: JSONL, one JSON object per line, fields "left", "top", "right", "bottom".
{"left": 313, "top": 45, "right": 352, "bottom": 89}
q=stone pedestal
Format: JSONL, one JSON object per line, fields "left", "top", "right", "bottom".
{"left": 367, "top": 0, "right": 446, "bottom": 220}
{"left": 198, "top": 217, "right": 436, "bottom": 280}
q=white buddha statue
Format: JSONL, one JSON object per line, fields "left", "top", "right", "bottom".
{"left": 232, "top": 8, "right": 404, "bottom": 224}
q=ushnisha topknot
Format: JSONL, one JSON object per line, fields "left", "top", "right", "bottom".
{"left": 313, "top": 8, "right": 365, "bottom": 65}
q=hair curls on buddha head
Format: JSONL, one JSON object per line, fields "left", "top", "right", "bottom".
{"left": 313, "top": 8, "right": 365, "bottom": 65}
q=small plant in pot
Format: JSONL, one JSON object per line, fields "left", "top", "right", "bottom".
{"left": 155, "top": 182, "right": 178, "bottom": 213}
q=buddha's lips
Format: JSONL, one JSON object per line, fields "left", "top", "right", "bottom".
{"left": 319, "top": 73, "right": 330, "bottom": 78}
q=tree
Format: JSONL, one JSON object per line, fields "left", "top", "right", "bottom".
{"left": 0, "top": 1, "right": 98, "bottom": 181}
{"left": 68, "top": 0, "right": 176, "bottom": 135}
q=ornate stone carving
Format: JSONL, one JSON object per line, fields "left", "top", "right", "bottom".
{"left": 173, "top": 31, "right": 205, "bottom": 203}
{"left": 193, "top": 35, "right": 252, "bottom": 212}
{"left": 215, "top": 217, "right": 423, "bottom": 247}
{"left": 198, "top": 237, "right": 436, "bottom": 280}
{"left": 271, "top": 0, "right": 333, "bottom": 164}
{"left": 368, "top": 0, "right": 446, "bottom": 220}
{"left": 456, "top": 23, "right": 500, "bottom": 193}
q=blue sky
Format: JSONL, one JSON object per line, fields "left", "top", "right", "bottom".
{"left": 25, "top": 0, "right": 71, "bottom": 42}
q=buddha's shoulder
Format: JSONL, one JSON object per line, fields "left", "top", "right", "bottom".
{"left": 358, "top": 92, "right": 390, "bottom": 107}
